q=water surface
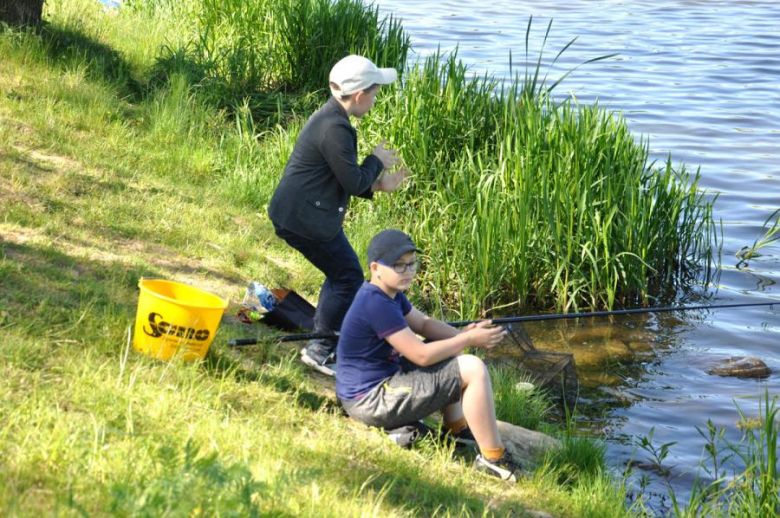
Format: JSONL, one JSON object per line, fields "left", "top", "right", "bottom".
{"left": 376, "top": 0, "right": 780, "bottom": 510}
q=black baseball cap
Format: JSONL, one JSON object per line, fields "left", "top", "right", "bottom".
{"left": 367, "top": 229, "right": 420, "bottom": 265}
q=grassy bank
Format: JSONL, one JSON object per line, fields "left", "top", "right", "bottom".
{"left": 0, "top": 1, "right": 636, "bottom": 516}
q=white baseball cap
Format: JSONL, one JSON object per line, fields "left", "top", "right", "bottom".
{"left": 329, "top": 55, "right": 398, "bottom": 98}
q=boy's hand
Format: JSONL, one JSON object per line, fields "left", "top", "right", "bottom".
{"left": 372, "top": 139, "right": 401, "bottom": 168}
{"left": 371, "top": 166, "right": 408, "bottom": 193}
{"left": 465, "top": 320, "right": 506, "bottom": 350}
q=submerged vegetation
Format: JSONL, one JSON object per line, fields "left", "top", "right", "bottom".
{"left": 633, "top": 392, "right": 780, "bottom": 517}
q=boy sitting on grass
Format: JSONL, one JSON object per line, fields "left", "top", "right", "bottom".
{"left": 335, "top": 229, "right": 520, "bottom": 481}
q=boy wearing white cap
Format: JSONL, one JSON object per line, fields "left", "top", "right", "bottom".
{"left": 268, "top": 55, "right": 407, "bottom": 375}
{"left": 336, "top": 229, "right": 520, "bottom": 482}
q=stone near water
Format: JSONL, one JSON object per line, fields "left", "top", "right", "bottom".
{"left": 707, "top": 356, "right": 771, "bottom": 379}
{"left": 570, "top": 326, "right": 615, "bottom": 343}
{"left": 603, "top": 339, "right": 634, "bottom": 360}
{"left": 570, "top": 326, "right": 655, "bottom": 346}
{"left": 497, "top": 420, "right": 560, "bottom": 470}
{"left": 627, "top": 460, "right": 671, "bottom": 478}
{"left": 621, "top": 330, "right": 655, "bottom": 343}
{"left": 600, "top": 386, "right": 644, "bottom": 405}
{"left": 580, "top": 371, "right": 624, "bottom": 389}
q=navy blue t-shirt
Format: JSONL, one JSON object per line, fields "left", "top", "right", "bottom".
{"left": 336, "top": 282, "right": 413, "bottom": 401}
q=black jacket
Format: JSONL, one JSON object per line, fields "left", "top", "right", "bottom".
{"left": 268, "top": 97, "right": 384, "bottom": 241}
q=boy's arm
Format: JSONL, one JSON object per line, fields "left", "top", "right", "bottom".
{"left": 386, "top": 327, "right": 471, "bottom": 367}
{"left": 320, "top": 125, "right": 383, "bottom": 197}
{"left": 405, "top": 307, "right": 459, "bottom": 341}
{"left": 387, "top": 320, "right": 505, "bottom": 367}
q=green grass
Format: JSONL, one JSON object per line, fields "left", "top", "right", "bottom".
{"left": 0, "top": 2, "right": 640, "bottom": 516}
{"left": 536, "top": 397, "right": 609, "bottom": 489}
{"left": 488, "top": 363, "right": 553, "bottom": 432}
{"left": 150, "top": 0, "right": 410, "bottom": 114}
{"left": 542, "top": 435, "right": 609, "bottom": 488}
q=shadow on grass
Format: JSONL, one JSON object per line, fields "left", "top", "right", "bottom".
{"left": 204, "top": 338, "right": 337, "bottom": 413}
{"left": 301, "top": 447, "right": 528, "bottom": 515}
{"left": 0, "top": 240, "right": 143, "bottom": 335}
{"left": 40, "top": 22, "right": 143, "bottom": 98}
{"left": 1, "top": 145, "right": 249, "bottom": 290}
{"left": 64, "top": 433, "right": 529, "bottom": 516}
{"left": 1, "top": 243, "right": 537, "bottom": 516}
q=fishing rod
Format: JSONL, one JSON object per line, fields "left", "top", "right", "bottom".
{"left": 227, "top": 300, "right": 777, "bottom": 347}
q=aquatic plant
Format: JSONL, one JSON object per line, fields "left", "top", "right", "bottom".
{"left": 736, "top": 207, "right": 780, "bottom": 268}
{"left": 632, "top": 392, "right": 779, "bottom": 517}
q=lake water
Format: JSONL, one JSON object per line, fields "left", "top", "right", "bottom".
{"left": 375, "top": 0, "right": 780, "bottom": 510}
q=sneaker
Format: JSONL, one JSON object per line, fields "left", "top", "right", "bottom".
{"left": 441, "top": 426, "right": 477, "bottom": 448}
{"left": 385, "top": 421, "right": 435, "bottom": 449}
{"left": 474, "top": 451, "right": 520, "bottom": 482}
{"left": 300, "top": 343, "right": 336, "bottom": 376}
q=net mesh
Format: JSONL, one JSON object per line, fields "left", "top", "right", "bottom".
{"left": 488, "top": 324, "right": 579, "bottom": 404}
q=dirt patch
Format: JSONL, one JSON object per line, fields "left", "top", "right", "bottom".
{"left": 25, "top": 148, "right": 81, "bottom": 172}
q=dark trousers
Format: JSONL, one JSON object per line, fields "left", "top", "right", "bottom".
{"left": 273, "top": 224, "right": 364, "bottom": 348}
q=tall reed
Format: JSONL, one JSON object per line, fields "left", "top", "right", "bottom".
{"left": 154, "top": 0, "right": 410, "bottom": 112}
{"left": 361, "top": 39, "right": 717, "bottom": 316}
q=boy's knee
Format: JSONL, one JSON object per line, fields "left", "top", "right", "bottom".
{"left": 332, "top": 266, "right": 364, "bottom": 293}
{"left": 457, "top": 354, "right": 488, "bottom": 380}
{"left": 344, "top": 275, "right": 363, "bottom": 295}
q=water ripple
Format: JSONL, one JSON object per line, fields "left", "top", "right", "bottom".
{"left": 377, "top": 0, "right": 780, "bottom": 507}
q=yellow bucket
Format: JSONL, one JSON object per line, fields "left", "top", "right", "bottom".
{"left": 133, "top": 279, "right": 228, "bottom": 361}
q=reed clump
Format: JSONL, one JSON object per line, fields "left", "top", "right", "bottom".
{"left": 150, "top": 0, "right": 410, "bottom": 115}
{"left": 360, "top": 42, "right": 717, "bottom": 317}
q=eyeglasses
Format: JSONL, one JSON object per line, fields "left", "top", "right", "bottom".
{"left": 381, "top": 259, "right": 421, "bottom": 273}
